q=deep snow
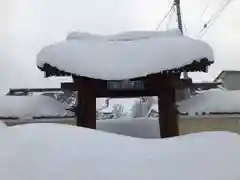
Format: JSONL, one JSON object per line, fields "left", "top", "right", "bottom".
{"left": 37, "top": 29, "right": 213, "bottom": 80}
{"left": 0, "top": 123, "right": 239, "bottom": 180}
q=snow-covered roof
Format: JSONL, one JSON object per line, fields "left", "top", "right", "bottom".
{"left": 97, "top": 118, "right": 160, "bottom": 138}
{"left": 0, "top": 121, "right": 7, "bottom": 128}
{"left": 148, "top": 89, "right": 240, "bottom": 116}
{"left": 1, "top": 123, "right": 240, "bottom": 180}
{"left": 37, "top": 29, "right": 214, "bottom": 80}
{"left": 178, "top": 89, "right": 240, "bottom": 115}
{"left": 0, "top": 96, "right": 74, "bottom": 118}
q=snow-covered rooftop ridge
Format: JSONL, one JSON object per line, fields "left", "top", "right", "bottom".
{"left": 66, "top": 29, "right": 182, "bottom": 41}
{"left": 1, "top": 123, "right": 240, "bottom": 180}
{"left": 37, "top": 29, "right": 214, "bottom": 80}
{"left": 0, "top": 96, "right": 74, "bottom": 118}
{"left": 178, "top": 89, "right": 240, "bottom": 115}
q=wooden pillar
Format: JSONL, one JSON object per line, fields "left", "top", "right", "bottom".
{"left": 74, "top": 77, "right": 96, "bottom": 129}
{"left": 158, "top": 86, "right": 179, "bottom": 138}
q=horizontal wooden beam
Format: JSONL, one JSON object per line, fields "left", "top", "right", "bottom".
{"left": 61, "top": 82, "right": 78, "bottom": 90}
{"left": 61, "top": 78, "right": 192, "bottom": 91}
{"left": 61, "top": 84, "right": 159, "bottom": 98}
{"left": 97, "top": 90, "right": 158, "bottom": 98}
{"left": 61, "top": 74, "right": 193, "bottom": 98}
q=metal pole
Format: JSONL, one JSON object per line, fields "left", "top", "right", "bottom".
{"left": 175, "top": 0, "right": 188, "bottom": 78}
{"left": 174, "top": 0, "right": 183, "bottom": 34}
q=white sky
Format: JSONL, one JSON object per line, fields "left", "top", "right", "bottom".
{"left": 0, "top": 0, "right": 240, "bottom": 94}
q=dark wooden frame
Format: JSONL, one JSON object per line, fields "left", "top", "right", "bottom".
{"left": 61, "top": 73, "right": 192, "bottom": 138}
{"left": 38, "top": 58, "right": 213, "bottom": 138}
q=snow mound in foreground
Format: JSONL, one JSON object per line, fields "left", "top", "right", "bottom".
{"left": 0, "top": 123, "right": 239, "bottom": 180}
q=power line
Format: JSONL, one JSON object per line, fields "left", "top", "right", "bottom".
{"left": 189, "top": 3, "right": 208, "bottom": 36}
{"left": 166, "top": 5, "right": 175, "bottom": 29}
{"left": 199, "top": 3, "right": 209, "bottom": 22}
{"left": 156, "top": 0, "right": 174, "bottom": 30}
{"left": 199, "top": 0, "right": 234, "bottom": 39}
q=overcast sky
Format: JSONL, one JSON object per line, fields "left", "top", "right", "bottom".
{"left": 0, "top": 0, "right": 239, "bottom": 94}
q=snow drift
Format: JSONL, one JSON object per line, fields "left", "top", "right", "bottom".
{"left": 97, "top": 118, "right": 160, "bottom": 138}
{"left": 147, "top": 89, "right": 240, "bottom": 116}
{"left": 0, "top": 96, "right": 74, "bottom": 118}
{"left": 37, "top": 29, "right": 213, "bottom": 80}
{"left": 0, "top": 123, "right": 239, "bottom": 180}
{"left": 178, "top": 89, "right": 240, "bottom": 115}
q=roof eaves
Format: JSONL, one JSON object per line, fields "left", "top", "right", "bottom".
{"left": 38, "top": 58, "right": 214, "bottom": 80}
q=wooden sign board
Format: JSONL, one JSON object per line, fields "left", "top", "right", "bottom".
{"left": 107, "top": 80, "right": 144, "bottom": 90}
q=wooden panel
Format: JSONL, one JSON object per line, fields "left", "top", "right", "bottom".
{"left": 61, "top": 74, "right": 192, "bottom": 98}
{"left": 76, "top": 91, "right": 96, "bottom": 128}
{"left": 107, "top": 80, "right": 144, "bottom": 90}
{"left": 96, "top": 89, "right": 156, "bottom": 98}
{"left": 158, "top": 86, "right": 179, "bottom": 138}
{"left": 74, "top": 77, "right": 96, "bottom": 129}
{"left": 68, "top": 74, "right": 181, "bottom": 136}
{"left": 62, "top": 79, "right": 192, "bottom": 91}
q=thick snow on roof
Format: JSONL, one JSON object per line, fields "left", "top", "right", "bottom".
{"left": 178, "top": 89, "right": 240, "bottom": 115}
{"left": 148, "top": 89, "right": 240, "bottom": 116}
{"left": 37, "top": 29, "right": 213, "bottom": 80}
{"left": 0, "top": 96, "right": 74, "bottom": 118}
{"left": 0, "top": 123, "right": 240, "bottom": 180}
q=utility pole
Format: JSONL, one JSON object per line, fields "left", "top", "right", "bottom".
{"left": 174, "top": 0, "right": 188, "bottom": 78}
{"left": 174, "top": 0, "right": 183, "bottom": 34}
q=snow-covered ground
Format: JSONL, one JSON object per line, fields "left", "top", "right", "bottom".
{"left": 0, "top": 123, "right": 239, "bottom": 180}
{"left": 2, "top": 117, "right": 160, "bottom": 138}
{"left": 97, "top": 118, "right": 160, "bottom": 138}
{"left": 37, "top": 29, "right": 213, "bottom": 80}
{"left": 0, "top": 96, "right": 74, "bottom": 118}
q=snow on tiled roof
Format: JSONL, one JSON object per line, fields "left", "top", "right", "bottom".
{"left": 148, "top": 89, "right": 240, "bottom": 116}
{"left": 178, "top": 89, "right": 240, "bottom": 115}
{"left": 37, "top": 29, "right": 214, "bottom": 80}
{"left": 0, "top": 96, "right": 74, "bottom": 118}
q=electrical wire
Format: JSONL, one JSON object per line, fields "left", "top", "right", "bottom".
{"left": 166, "top": 5, "right": 175, "bottom": 29}
{"left": 156, "top": 0, "right": 174, "bottom": 30}
{"left": 199, "top": 3, "right": 209, "bottom": 22}
{"left": 199, "top": 0, "right": 234, "bottom": 38}
{"left": 189, "top": 3, "right": 209, "bottom": 35}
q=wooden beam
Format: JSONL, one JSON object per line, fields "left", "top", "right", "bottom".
{"left": 76, "top": 91, "right": 96, "bottom": 128}
{"left": 62, "top": 78, "right": 192, "bottom": 91}
{"left": 144, "top": 73, "right": 191, "bottom": 89}
{"left": 158, "top": 86, "right": 179, "bottom": 138}
{"left": 61, "top": 83, "right": 158, "bottom": 97}
{"left": 74, "top": 77, "right": 96, "bottom": 129}
{"left": 66, "top": 74, "right": 182, "bottom": 136}
{"left": 61, "top": 74, "right": 192, "bottom": 98}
